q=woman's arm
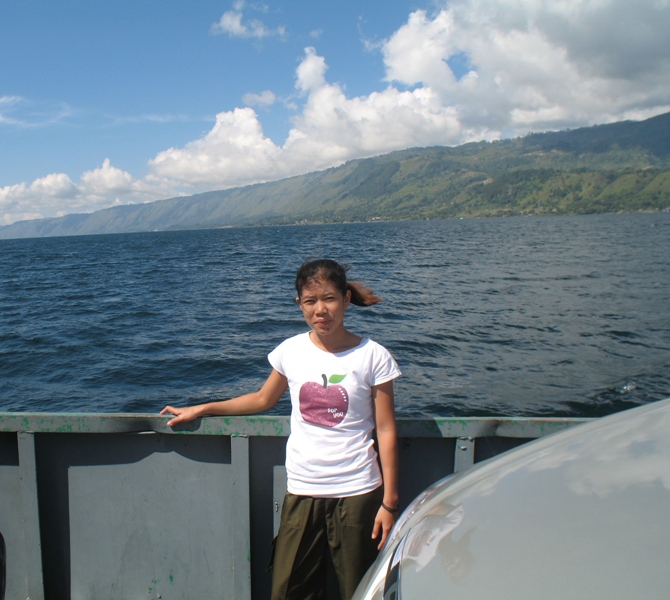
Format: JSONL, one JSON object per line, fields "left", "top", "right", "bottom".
{"left": 371, "top": 379, "right": 399, "bottom": 550}
{"left": 160, "top": 369, "right": 288, "bottom": 427}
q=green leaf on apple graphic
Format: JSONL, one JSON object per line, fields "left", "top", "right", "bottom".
{"left": 320, "top": 373, "right": 346, "bottom": 386}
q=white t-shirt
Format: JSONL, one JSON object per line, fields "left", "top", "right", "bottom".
{"left": 268, "top": 332, "right": 401, "bottom": 497}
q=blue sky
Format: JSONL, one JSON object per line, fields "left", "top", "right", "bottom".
{"left": 2, "top": 0, "right": 670, "bottom": 226}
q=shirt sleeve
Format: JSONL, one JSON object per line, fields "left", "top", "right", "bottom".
{"left": 267, "top": 341, "right": 286, "bottom": 376}
{"left": 370, "top": 341, "right": 402, "bottom": 386}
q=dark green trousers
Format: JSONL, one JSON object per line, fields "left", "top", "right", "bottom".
{"left": 271, "top": 487, "right": 383, "bottom": 600}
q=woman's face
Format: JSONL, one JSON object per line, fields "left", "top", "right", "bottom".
{"left": 297, "top": 278, "right": 351, "bottom": 338}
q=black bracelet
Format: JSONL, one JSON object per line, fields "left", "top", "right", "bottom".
{"left": 381, "top": 502, "right": 399, "bottom": 514}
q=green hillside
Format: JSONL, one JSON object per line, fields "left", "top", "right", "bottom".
{"left": 1, "top": 112, "right": 669, "bottom": 239}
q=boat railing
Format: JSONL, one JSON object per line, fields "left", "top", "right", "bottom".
{"left": 0, "top": 412, "right": 588, "bottom": 600}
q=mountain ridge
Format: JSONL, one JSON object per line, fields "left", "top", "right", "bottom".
{"left": 2, "top": 112, "right": 669, "bottom": 239}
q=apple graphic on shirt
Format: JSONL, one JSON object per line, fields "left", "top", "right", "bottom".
{"left": 299, "top": 373, "right": 349, "bottom": 427}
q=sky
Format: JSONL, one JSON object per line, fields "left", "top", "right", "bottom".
{"left": 1, "top": 0, "right": 670, "bottom": 226}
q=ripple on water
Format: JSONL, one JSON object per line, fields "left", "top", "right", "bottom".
{"left": 1, "top": 214, "right": 669, "bottom": 417}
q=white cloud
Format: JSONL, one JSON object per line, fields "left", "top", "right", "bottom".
{"left": 211, "top": 0, "right": 286, "bottom": 40}
{"left": 0, "top": 95, "right": 72, "bottom": 127}
{"left": 144, "top": 47, "right": 473, "bottom": 191}
{"left": 143, "top": 0, "right": 670, "bottom": 192}
{"left": 380, "top": 0, "right": 670, "bottom": 131}
{"left": 3, "top": 0, "right": 670, "bottom": 226}
{"left": 382, "top": 10, "right": 457, "bottom": 90}
{"left": 0, "top": 160, "right": 170, "bottom": 226}
{"left": 29, "top": 173, "right": 79, "bottom": 199}
{"left": 148, "top": 108, "right": 282, "bottom": 188}
{"left": 295, "top": 47, "right": 328, "bottom": 93}
{"left": 80, "top": 159, "right": 138, "bottom": 196}
{"left": 105, "top": 113, "right": 194, "bottom": 126}
{"left": 0, "top": 96, "right": 23, "bottom": 125}
{"left": 242, "top": 90, "right": 277, "bottom": 108}
{"left": 282, "top": 76, "right": 467, "bottom": 168}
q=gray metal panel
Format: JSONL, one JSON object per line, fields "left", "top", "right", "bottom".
{"left": 0, "top": 433, "right": 33, "bottom": 600}
{"left": 0, "top": 432, "right": 45, "bottom": 600}
{"left": 231, "top": 435, "right": 251, "bottom": 599}
{"left": 64, "top": 434, "right": 235, "bottom": 600}
{"left": 17, "top": 432, "right": 45, "bottom": 600}
{"left": 1, "top": 530, "right": 5, "bottom": 600}
{"left": 454, "top": 436, "right": 475, "bottom": 472}
{"left": 397, "top": 436, "right": 458, "bottom": 510}
{"left": 248, "top": 435, "right": 287, "bottom": 600}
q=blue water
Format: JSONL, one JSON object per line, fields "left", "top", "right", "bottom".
{"left": 1, "top": 214, "right": 669, "bottom": 418}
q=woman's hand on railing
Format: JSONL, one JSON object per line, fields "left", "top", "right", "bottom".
{"left": 160, "top": 405, "right": 202, "bottom": 427}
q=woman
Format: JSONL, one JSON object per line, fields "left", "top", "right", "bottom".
{"left": 162, "top": 259, "right": 400, "bottom": 599}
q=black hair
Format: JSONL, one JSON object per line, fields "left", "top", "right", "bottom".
{"left": 295, "top": 259, "right": 382, "bottom": 306}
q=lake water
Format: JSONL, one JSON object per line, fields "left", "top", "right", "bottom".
{"left": 1, "top": 213, "right": 669, "bottom": 418}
